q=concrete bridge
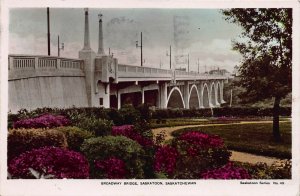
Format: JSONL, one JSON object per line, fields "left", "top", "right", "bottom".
{"left": 8, "top": 9, "right": 228, "bottom": 113}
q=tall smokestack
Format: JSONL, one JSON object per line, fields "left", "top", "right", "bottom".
{"left": 97, "top": 14, "right": 105, "bottom": 55}
{"left": 83, "top": 8, "right": 91, "bottom": 50}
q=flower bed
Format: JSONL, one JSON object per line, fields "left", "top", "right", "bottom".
{"left": 201, "top": 162, "right": 251, "bottom": 179}
{"left": 8, "top": 146, "right": 89, "bottom": 179}
{"left": 13, "top": 114, "right": 70, "bottom": 129}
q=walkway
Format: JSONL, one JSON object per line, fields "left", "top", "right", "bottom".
{"left": 152, "top": 121, "right": 285, "bottom": 165}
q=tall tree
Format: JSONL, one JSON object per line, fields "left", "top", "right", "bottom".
{"left": 222, "top": 9, "right": 292, "bottom": 142}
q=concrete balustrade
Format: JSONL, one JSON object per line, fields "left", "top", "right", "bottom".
{"left": 8, "top": 55, "right": 85, "bottom": 81}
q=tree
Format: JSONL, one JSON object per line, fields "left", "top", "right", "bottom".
{"left": 222, "top": 9, "right": 292, "bottom": 142}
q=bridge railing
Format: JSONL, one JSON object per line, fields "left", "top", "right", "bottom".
{"left": 117, "top": 64, "right": 173, "bottom": 79}
{"left": 8, "top": 55, "right": 84, "bottom": 71}
{"left": 174, "top": 69, "right": 227, "bottom": 80}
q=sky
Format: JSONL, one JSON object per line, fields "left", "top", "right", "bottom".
{"left": 9, "top": 8, "right": 243, "bottom": 72}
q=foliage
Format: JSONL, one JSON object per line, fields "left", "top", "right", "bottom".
{"left": 172, "top": 122, "right": 291, "bottom": 159}
{"left": 75, "top": 116, "right": 113, "bottom": 136}
{"left": 94, "top": 157, "right": 127, "bottom": 179}
{"left": 80, "top": 136, "right": 145, "bottom": 179}
{"left": 222, "top": 8, "right": 292, "bottom": 101}
{"left": 119, "top": 104, "right": 141, "bottom": 125}
{"left": 111, "top": 125, "right": 153, "bottom": 147}
{"left": 136, "top": 103, "right": 152, "bottom": 122}
{"left": 154, "top": 146, "right": 179, "bottom": 176}
{"left": 55, "top": 126, "right": 94, "bottom": 151}
{"left": 235, "top": 160, "right": 291, "bottom": 179}
{"left": 8, "top": 128, "right": 68, "bottom": 161}
{"left": 107, "top": 108, "right": 124, "bottom": 126}
{"left": 201, "top": 162, "right": 251, "bottom": 179}
{"left": 13, "top": 114, "right": 70, "bottom": 129}
{"left": 171, "top": 131, "right": 231, "bottom": 179}
{"left": 222, "top": 8, "right": 292, "bottom": 142}
{"left": 151, "top": 107, "right": 291, "bottom": 119}
{"left": 8, "top": 146, "right": 89, "bottom": 179}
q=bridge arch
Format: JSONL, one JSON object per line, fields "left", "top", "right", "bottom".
{"left": 188, "top": 84, "right": 200, "bottom": 109}
{"left": 167, "top": 86, "right": 185, "bottom": 108}
{"left": 202, "top": 83, "right": 210, "bottom": 108}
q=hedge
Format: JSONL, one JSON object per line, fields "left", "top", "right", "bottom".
{"left": 55, "top": 126, "right": 94, "bottom": 151}
{"left": 8, "top": 128, "right": 68, "bottom": 161}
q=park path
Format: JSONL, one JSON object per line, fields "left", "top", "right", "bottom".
{"left": 152, "top": 121, "right": 285, "bottom": 165}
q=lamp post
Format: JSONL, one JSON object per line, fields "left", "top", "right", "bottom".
{"left": 166, "top": 45, "right": 172, "bottom": 69}
{"left": 136, "top": 32, "right": 143, "bottom": 67}
{"left": 57, "top": 35, "right": 64, "bottom": 57}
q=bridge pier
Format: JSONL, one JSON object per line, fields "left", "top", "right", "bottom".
{"left": 183, "top": 82, "right": 189, "bottom": 109}
{"left": 158, "top": 82, "right": 168, "bottom": 109}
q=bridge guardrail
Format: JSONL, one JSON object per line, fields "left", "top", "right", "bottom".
{"left": 8, "top": 55, "right": 84, "bottom": 71}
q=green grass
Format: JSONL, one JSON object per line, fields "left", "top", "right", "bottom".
{"left": 171, "top": 122, "right": 291, "bottom": 159}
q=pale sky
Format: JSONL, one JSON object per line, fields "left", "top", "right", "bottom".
{"left": 9, "top": 8, "right": 242, "bottom": 72}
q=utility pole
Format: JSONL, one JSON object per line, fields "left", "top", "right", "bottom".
{"left": 197, "top": 58, "right": 199, "bottom": 73}
{"left": 187, "top": 54, "right": 189, "bottom": 72}
{"left": 166, "top": 45, "right": 172, "bottom": 69}
{"left": 57, "top": 35, "right": 64, "bottom": 57}
{"left": 136, "top": 32, "right": 143, "bottom": 67}
{"left": 47, "top": 7, "right": 50, "bottom": 56}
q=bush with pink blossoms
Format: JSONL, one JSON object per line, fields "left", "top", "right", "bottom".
{"left": 154, "top": 146, "right": 179, "bottom": 177}
{"left": 13, "top": 114, "right": 70, "bottom": 129}
{"left": 8, "top": 146, "right": 89, "bottom": 179}
{"left": 8, "top": 128, "right": 68, "bottom": 161}
{"left": 111, "top": 125, "right": 153, "bottom": 147}
{"left": 171, "top": 131, "right": 231, "bottom": 179}
{"left": 178, "top": 131, "right": 224, "bottom": 149}
{"left": 201, "top": 162, "right": 251, "bottom": 179}
{"left": 94, "top": 157, "right": 127, "bottom": 179}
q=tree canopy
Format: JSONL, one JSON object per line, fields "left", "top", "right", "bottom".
{"left": 222, "top": 8, "right": 292, "bottom": 142}
{"left": 222, "top": 8, "right": 292, "bottom": 102}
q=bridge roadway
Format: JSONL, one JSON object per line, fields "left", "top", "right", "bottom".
{"left": 8, "top": 54, "right": 228, "bottom": 112}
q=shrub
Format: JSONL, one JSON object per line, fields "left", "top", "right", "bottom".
{"left": 13, "top": 114, "right": 70, "bottom": 129}
{"left": 154, "top": 146, "right": 179, "bottom": 176}
{"left": 8, "top": 146, "right": 89, "bottom": 179}
{"left": 171, "top": 131, "right": 231, "bottom": 179}
{"left": 201, "top": 162, "right": 251, "bottom": 179}
{"left": 119, "top": 105, "right": 141, "bottom": 125}
{"left": 81, "top": 136, "right": 145, "bottom": 179}
{"left": 55, "top": 126, "right": 94, "bottom": 151}
{"left": 94, "top": 157, "right": 127, "bottom": 179}
{"left": 235, "top": 160, "right": 291, "bottom": 179}
{"left": 75, "top": 116, "right": 113, "bottom": 136}
{"left": 8, "top": 128, "right": 68, "bottom": 161}
{"left": 112, "top": 125, "right": 153, "bottom": 147}
{"left": 107, "top": 108, "right": 124, "bottom": 126}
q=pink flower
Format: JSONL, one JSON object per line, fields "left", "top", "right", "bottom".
{"left": 112, "top": 125, "right": 153, "bottom": 147}
{"left": 154, "top": 146, "right": 178, "bottom": 175}
{"left": 94, "top": 157, "right": 127, "bottom": 179}
{"left": 8, "top": 146, "right": 89, "bottom": 179}
{"left": 13, "top": 114, "right": 70, "bottom": 129}
{"left": 201, "top": 162, "right": 251, "bottom": 179}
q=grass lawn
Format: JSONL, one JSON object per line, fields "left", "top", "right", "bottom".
{"left": 171, "top": 121, "right": 291, "bottom": 159}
